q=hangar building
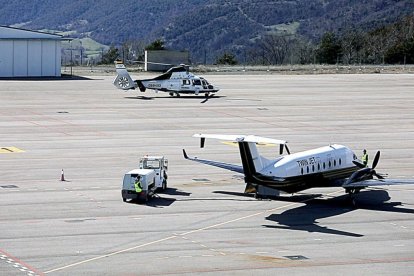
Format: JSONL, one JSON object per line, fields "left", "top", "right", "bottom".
{"left": 0, "top": 26, "right": 62, "bottom": 77}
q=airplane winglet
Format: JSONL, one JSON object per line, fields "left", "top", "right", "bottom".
{"left": 182, "top": 149, "right": 189, "bottom": 159}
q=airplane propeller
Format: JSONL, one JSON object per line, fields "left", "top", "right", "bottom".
{"left": 352, "top": 151, "right": 384, "bottom": 180}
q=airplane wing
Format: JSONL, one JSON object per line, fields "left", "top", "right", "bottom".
{"left": 343, "top": 178, "right": 414, "bottom": 189}
{"left": 182, "top": 149, "right": 244, "bottom": 174}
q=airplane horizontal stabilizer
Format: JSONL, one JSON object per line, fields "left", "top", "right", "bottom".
{"left": 182, "top": 149, "right": 244, "bottom": 174}
{"left": 193, "top": 134, "right": 286, "bottom": 145}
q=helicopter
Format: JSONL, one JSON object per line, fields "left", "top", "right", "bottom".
{"left": 113, "top": 60, "right": 219, "bottom": 98}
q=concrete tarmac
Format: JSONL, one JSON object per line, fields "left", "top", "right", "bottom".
{"left": 0, "top": 73, "right": 413, "bottom": 275}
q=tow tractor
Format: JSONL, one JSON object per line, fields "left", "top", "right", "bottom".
{"left": 122, "top": 156, "right": 168, "bottom": 202}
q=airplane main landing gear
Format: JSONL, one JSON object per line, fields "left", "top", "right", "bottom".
{"left": 346, "top": 188, "right": 361, "bottom": 207}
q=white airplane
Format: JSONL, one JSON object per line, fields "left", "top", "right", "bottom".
{"left": 113, "top": 61, "right": 219, "bottom": 98}
{"left": 183, "top": 134, "right": 414, "bottom": 204}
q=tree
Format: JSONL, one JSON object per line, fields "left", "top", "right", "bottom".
{"left": 385, "top": 38, "right": 414, "bottom": 64}
{"left": 101, "top": 46, "right": 119, "bottom": 64}
{"left": 340, "top": 31, "right": 366, "bottom": 64}
{"left": 145, "top": 39, "right": 166, "bottom": 51}
{"left": 317, "top": 32, "right": 341, "bottom": 64}
{"left": 216, "top": 52, "right": 238, "bottom": 65}
{"left": 258, "top": 35, "right": 290, "bottom": 65}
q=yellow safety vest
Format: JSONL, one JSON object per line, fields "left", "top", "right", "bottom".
{"left": 362, "top": 154, "right": 368, "bottom": 167}
{"left": 134, "top": 181, "right": 142, "bottom": 193}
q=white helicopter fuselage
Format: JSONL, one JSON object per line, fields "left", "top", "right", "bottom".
{"left": 141, "top": 71, "right": 218, "bottom": 95}
{"left": 113, "top": 62, "right": 219, "bottom": 97}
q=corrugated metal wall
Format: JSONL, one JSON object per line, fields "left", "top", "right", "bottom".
{"left": 0, "top": 39, "right": 61, "bottom": 77}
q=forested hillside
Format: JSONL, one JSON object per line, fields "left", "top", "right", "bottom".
{"left": 0, "top": 0, "right": 413, "bottom": 64}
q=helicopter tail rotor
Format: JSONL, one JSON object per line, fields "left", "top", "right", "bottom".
{"left": 113, "top": 61, "right": 137, "bottom": 90}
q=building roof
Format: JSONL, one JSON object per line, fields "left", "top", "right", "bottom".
{"left": 0, "top": 26, "right": 62, "bottom": 40}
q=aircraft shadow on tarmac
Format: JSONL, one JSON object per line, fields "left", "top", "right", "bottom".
{"left": 262, "top": 189, "right": 414, "bottom": 237}
{"left": 124, "top": 95, "right": 226, "bottom": 103}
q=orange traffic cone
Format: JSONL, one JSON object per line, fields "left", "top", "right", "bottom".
{"left": 60, "top": 169, "right": 65, "bottom": 181}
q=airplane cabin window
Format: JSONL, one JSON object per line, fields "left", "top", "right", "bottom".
{"left": 329, "top": 161, "right": 331, "bottom": 168}
{"left": 307, "top": 167, "right": 309, "bottom": 173}
{"left": 301, "top": 168, "right": 303, "bottom": 175}
{"left": 323, "top": 162, "right": 326, "bottom": 169}
{"left": 334, "top": 160, "right": 336, "bottom": 166}
{"left": 339, "top": 158, "right": 342, "bottom": 165}
{"left": 318, "top": 163, "right": 320, "bottom": 170}
{"left": 312, "top": 165, "right": 314, "bottom": 172}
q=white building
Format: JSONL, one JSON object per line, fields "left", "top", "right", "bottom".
{"left": 0, "top": 26, "right": 62, "bottom": 77}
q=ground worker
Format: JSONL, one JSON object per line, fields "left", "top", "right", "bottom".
{"left": 362, "top": 149, "right": 368, "bottom": 167}
{"left": 134, "top": 177, "right": 142, "bottom": 193}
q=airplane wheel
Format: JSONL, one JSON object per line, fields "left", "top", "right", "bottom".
{"left": 122, "top": 197, "right": 126, "bottom": 202}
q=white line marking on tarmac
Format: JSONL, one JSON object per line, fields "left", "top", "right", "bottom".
{"left": 43, "top": 235, "right": 178, "bottom": 273}
{"left": 43, "top": 190, "right": 342, "bottom": 274}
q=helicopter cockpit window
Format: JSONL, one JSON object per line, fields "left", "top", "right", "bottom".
{"left": 200, "top": 78, "right": 210, "bottom": 85}
{"left": 201, "top": 80, "right": 208, "bottom": 88}
{"left": 192, "top": 79, "right": 201, "bottom": 86}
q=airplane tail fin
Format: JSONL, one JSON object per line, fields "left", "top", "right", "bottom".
{"left": 113, "top": 61, "right": 138, "bottom": 90}
{"left": 238, "top": 141, "right": 265, "bottom": 183}
{"left": 193, "top": 134, "right": 286, "bottom": 185}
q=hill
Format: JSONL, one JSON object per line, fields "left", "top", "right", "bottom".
{"left": 1, "top": 0, "right": 413, "bottom": 63}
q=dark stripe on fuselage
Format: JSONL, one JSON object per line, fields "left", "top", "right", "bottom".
{"left": 237, "top": 141, "right": 358, "bottom": 193}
